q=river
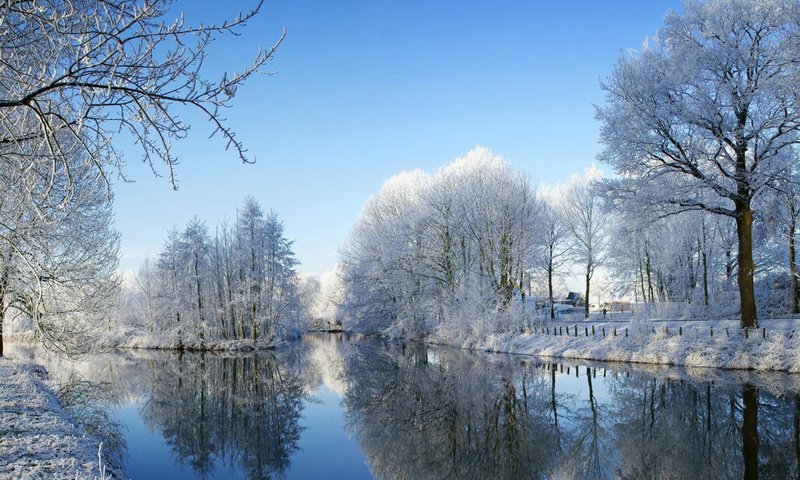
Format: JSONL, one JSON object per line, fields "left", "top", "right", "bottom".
{"left": 10, "top": 333, "right": 800, "bottom": 479}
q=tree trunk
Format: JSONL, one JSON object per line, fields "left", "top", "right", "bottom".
{"left": 702, "top": 248, "right": 709, "bottom": 307}
{"left": 584, "top": 266, "right": 591, "bottom": 319}
{"left": 548, "top": 263, "right": 555, "bottom": 320}
{"left": 789, "top": 206, "right": 799, "bottom": 315}
{"left": 194, "top": 255, "right": 204, "bottom": 341}
{"left": 736, "top": 203, "right": 758, "bottom": 328}
{"left": 645, "top": 245, "right": 654, "bottom": 303}
{"left": 0, "top": 268, "right": 6, "bottom": 357}
{"left": 638, "top": 259, "right": 646, "bottom": 304}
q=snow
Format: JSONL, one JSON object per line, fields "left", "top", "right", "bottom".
{"left": 0, "top": 357, "right": 110, "bottom": 479}
{"left": 109, "top": 332, "right": 289, "bottom": 352}
{"left": 97, "top": 322, "right": 295, "bottom": 351}
{"left": 445, "top": 318, "right": 800, "bottom": 373}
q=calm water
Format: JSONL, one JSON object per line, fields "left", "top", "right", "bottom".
{"left": 12, "top": 333, "right": 800, "bottom": 479}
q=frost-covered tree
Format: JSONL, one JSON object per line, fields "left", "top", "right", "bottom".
{"left": 597, "top": 0, "right": 800, "bottom": 328}
{"left": 537, "top": 194, "right": 571, "bottom": 319}
{"left": 181, "top": 218, "right": 211, "bottom": 342}
{"left": 339, "top": 147, "right": 541, "bottom": 339}
{"left": 0, "top": 155, "right": 119, "bottom": 356}
{"left": 564, "top": 170, "right": 608, "bottom": 318}
{"left": 757, "top": 180, "right": 800, "bottom": 314}
{"left": 131, "top": 197, "right": 300, "bottom": 346}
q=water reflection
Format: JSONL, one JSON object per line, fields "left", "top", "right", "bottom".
{"left": 11, "top": 336, "right": 800, "bottom": 479}
{"left": 140, "top": 352, "right": 307, "bottom": 479}
{"left": 329, "top": 336, "right": 800, "bottom": 480}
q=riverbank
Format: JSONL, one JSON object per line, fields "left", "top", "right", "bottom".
{"left": 432, "top": 318, "right": 800, "bottom": 373}
{"left": 0, "top": 357, "right": 109, "bottom": 479}
{"left": 112, "top": 334, "right": 282, "bottom": 352}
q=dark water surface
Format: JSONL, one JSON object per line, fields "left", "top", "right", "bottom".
{"left": 12, "top": 333, "right": 800, "bottom": 479}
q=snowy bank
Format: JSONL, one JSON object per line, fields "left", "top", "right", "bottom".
{"left": 111, "top": 334, "right": 284, "bottom": 352}
{"left": 433, "top": 320, "right": 800, "bottom": 373}
{"left": 0, "top": 357, "right": 110, "bottom": 479}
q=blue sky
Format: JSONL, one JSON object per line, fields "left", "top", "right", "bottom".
{"left": 113, "top": 0, "right": 681, "bottom": 277}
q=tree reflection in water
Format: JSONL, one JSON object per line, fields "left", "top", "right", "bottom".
{"left": 12, "top": 337, "right": 800, "bottom": 479}
{"left": 139, "top": 351, "right": 307, "bottom": 479}
{"left": 327, "top": 335, "right": 800, "bottom": 480}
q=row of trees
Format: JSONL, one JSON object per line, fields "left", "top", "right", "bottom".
{"left": 129, "top": 198, "right": 301, "bottom": 346}
{"left": 608, "top": 187, "right": 800, "bottom": 319}
{"left": 337, "top": 142, "right": 800, "bottom": 338}
{"left": 338, "top": 147, "right": 611, "bottom": 339}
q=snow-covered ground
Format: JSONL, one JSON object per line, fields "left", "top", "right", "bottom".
{"left": 445, "top": 317, "right": 800, "bottom": 373}
{"left": 0, "top": 357, "right": 110, "bottom": 479}
{"left": 112, "top": 333, "right": 283, "bottom": 352}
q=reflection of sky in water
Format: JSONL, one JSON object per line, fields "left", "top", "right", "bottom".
{"left": 115, "top": 383, "right": 371, "bottom": 480}
{"left": 552, "top": 365, "right": 612, "bottom": 402}
{"left": 113, "top": 404, "right": 244, "bottom": 480}
{"left": 284, "top": 385, "right": 372, "bottom": 479}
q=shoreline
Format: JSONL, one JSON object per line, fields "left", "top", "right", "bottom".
{"left": 418, "top": 321, "right": 800, "bottom": 374}
{"left": 11, "top": 318, "right": 800, "bottom": 373}
{"left": 0, "top": 356, "right": 110, "bottom": 479}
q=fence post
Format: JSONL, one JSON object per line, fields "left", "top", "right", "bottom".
{"left": 679, "top": 326, "right": 682, "bottom": 336}
{"left": 592, "top": 325, "right": 596, "bottom": 336}
{"left": 762, "top": 328, "right": 766, "bottom": 339}
{"left": 602, "top": 327, "right": 605, "bottom": 337}
{"left": 614, "top": 328, "right": 617, "bottom": 337}
{"left": 585, "top": 327, "right": 588, "bottom": 337}
{"left": 625, "top": 328, "right": 628, "bottom": 337}
{"left": 711, "top": 327, "right": 713, "bottom": 337}
{"left": 574, "top": 325, "right": 578, "bottom": 337}
{"left": 745, "top": 328, "right": 749, "bottom": 339}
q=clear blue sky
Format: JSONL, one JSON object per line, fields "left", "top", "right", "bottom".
{"left": 113, "top": 0, "right": 681, "bottom": 278}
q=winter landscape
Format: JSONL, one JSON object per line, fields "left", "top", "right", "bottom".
{"left": 2, "top": 0, "right": 800, "bottom": 478}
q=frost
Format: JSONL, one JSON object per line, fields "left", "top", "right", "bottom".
{"left": 0, "top": 357, "right": 112, "bottom": 479}
{"left": 459, "top": 319, "right": 800, "bottom": 374}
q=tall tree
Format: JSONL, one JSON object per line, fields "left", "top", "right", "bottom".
{"left": 538, "top": 198, "right": 571, "bottom": 319}
{"left": 597, "top": 0, "right": 800, "bottom": 328}
{"left": 564, "top": 171, "right": 608, "bottom": 319}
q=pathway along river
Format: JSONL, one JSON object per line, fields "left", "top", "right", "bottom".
{"left": 10, "top": 333, "right": 800, "bottom": 479}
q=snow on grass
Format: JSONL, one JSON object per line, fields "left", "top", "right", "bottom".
{"left": 113, "top": 333, "right": 282, "bottom": 352}
{"left": 0, "top": 357, "right": 110, "bottom": 479}
{"left": 459, "top": 322, "right": 800, "bottom": 373}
